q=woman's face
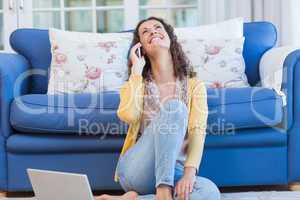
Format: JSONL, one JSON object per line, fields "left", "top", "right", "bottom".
{"left": 138, "top": 19, "right": 171, "bottom": 55}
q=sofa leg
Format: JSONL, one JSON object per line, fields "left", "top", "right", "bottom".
{"left": 0, "top": 192, "right": 7, "bottom": 197}
{"left": 288, "top": 183, "right": 300, "bottom": 191}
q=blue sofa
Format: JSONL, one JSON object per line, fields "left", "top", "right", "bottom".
{"left": 0, "top": 21, "right": 300, "bottom": 192}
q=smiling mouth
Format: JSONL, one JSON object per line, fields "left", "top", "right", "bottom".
{"left": 149, "top": 35, "right": 164, "bottom": 44}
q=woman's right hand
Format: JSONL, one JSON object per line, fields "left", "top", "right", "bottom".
{"left": 129, "top": 42, "right": 146, "bottom": 76}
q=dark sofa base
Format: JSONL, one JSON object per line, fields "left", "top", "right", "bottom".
{"left": 200, "top": 146, "right": 287, "bottom": 186}
{"left": 7, "top": 152, "right": 122, "bottom": 191}
{"left": 6, "top": 146, "right": 287, "bottom": 191}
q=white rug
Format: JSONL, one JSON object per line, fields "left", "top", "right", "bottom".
{"left": 2, "top": 191, "right": 300, "bottom": 200}
{"left": 221, "top": 191, "right": 300, "bottom": 200}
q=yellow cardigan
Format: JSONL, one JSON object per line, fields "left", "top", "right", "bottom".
{"left": 114, "top": 73, "right": 208, "bottom": 183}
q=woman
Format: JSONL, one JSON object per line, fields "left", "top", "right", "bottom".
{"left": 96, "top": 17, "right": 220, "bottom": 200}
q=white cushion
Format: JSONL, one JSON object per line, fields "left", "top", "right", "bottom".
{"left": 175, "top": 17, "right": 244, "bottom": 40}
{"left": 259, "top": 46, "right": 299, "bottom": 106}
{"left": 47, "top": 28, "right": 133, "bottom": 94}
{"left": 179, "top": 37, "right": 249, "bottom": 88}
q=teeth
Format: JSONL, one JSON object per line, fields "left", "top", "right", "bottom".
{"left": 150, "top": 36, "right": 162, "bottom": 43}
{"left": 152, "top": 38, "right": 161, "bottom": 42}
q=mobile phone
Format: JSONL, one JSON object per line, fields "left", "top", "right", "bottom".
{"left": 135, "top": 46, "right": 144, "bottom": 58}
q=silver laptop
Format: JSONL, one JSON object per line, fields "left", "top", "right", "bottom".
{"left": 27, "top": 168, "right": 94, "bottom": 200}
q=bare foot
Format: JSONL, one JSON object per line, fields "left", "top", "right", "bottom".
{"left": 95, "top": 191, "right": 138, "bottom": 200}
{"left": 156, "top": 185, "right": 173, "bottom": 200}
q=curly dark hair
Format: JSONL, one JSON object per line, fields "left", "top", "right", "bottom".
{"left": 127, "top": 16, "right": 196, "bottom": 81}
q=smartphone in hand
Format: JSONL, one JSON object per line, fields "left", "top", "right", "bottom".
{"left": 135, "top": 46, "right": 143, "bottom": 58}
{"left": 129, "top": 43, "right": 146, "bottom": 75}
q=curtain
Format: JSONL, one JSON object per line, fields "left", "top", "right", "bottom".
{"left": 198, "top": 0, "right": 300, "bottom": 46}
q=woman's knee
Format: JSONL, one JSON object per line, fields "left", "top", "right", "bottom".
{"left": 118, "top": 161, "right": 156, "bottom": 195}
{"left": 190, "top": 176, "right": 221, "bottom": 200}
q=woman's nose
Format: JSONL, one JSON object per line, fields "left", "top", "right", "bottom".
{"left": 150, "top": 29, "right": 158, "bottom": 35}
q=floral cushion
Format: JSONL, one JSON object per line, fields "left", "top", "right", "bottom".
{"left": 47, "top": 28, "right": 133, "bottom": 94}
{"left": 179, "top": 37, "right": 249, "bottom": 88}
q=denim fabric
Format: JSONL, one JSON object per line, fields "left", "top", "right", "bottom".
{"left": 116, "top": 99, "right": 220, "bottom": 200}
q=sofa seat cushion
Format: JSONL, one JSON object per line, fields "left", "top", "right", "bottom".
{"left": 205, "top": 127, "right": 286, "bottom": 148}
{"left": 206, "top": 87, "right": 283, "bottom": 132}
{"left": 7, "top": 134, "right": 125, "bottom": 154}
{"left": 7, "top": 127, "right": 286, "bottom": 154}
{"left": 10, "top": 92, "right": 128, "bottom": 135}
{"left": 10, "top": 87, "right": 282, "bottom": 135}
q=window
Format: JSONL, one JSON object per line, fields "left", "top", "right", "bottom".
{"left": 1, "top": 0, "right": 200, "bottom": 51}
{"left": 31, "top": 0, "right": 124, "bottom": 32}
{"left": 96, "top": 0, "right": 124, "bottom": 32}
{"left": 29, "top": 0, "right": 199, "bottom": 33}
{"left": 32, "top": 0, "right": 61, "bottom": 29}
{"left": 1, "top": 0, "right": 18, "bottom": 51}
{"left": 139, "top": 0, "right": 198, "bottom": 27}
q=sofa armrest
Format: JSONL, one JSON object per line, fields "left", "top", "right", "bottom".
{"left": 282, "top": 49, "right": 300, "bottom": 130}
{"left": 260, "top": 46, "right": 298, "bottom": 97}
{"left": 0, "top": 53, "right": 30, "bottom": 138}
{"left": 282, "top": 49, "right": 300, "bottom": 182}
{"left": 259, "top": 46, "right": 300, "bottom": 132}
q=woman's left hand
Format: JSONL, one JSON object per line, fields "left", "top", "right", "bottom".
{"left": 174, "top": 167, "right": 196, "bottom": 200}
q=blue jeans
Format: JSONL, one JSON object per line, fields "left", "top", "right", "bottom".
{"left": 116, "top": 99, "right": 221, "bottom": 200}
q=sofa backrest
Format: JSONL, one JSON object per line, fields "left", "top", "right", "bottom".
{"left": 10, "top": 22, "right": 277, "bottom": 94}
{"left": 243, "top": 22, "right": 277, "bottom": 86}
